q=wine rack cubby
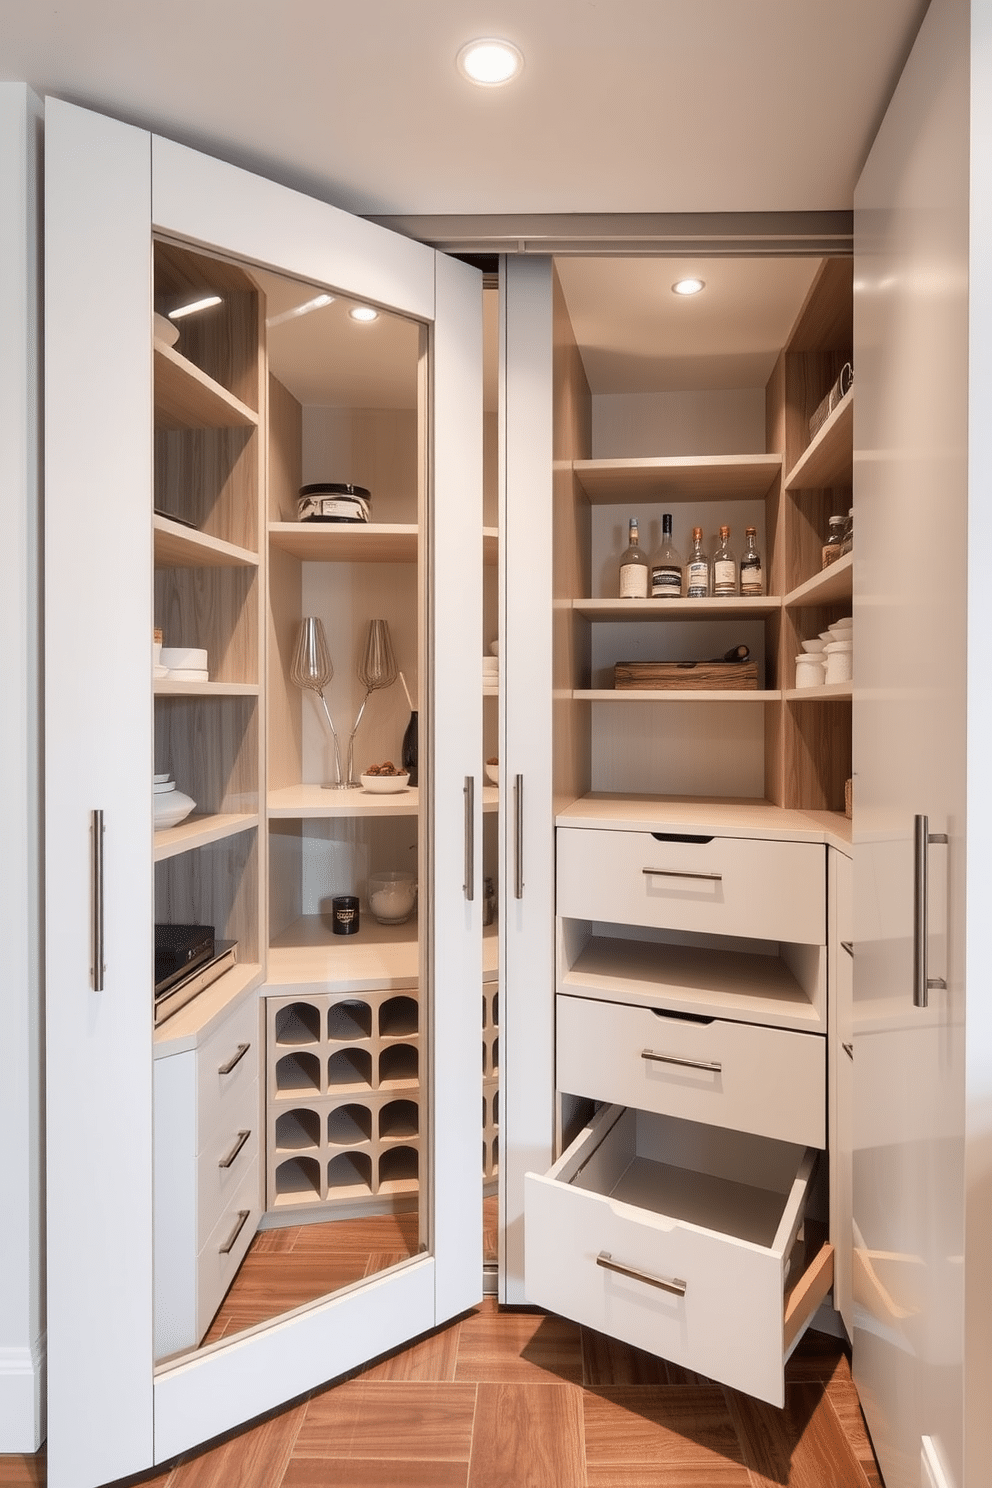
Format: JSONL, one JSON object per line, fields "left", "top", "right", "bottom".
{"left": 265, "top": 989, "right": 422, "bottom": 1211}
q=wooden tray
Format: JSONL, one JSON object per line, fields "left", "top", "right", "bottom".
{"left": 615, "top": 660, "right": 759, "bottom": 691}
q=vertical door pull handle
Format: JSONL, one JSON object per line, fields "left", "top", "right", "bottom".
{"left": 464, "top": 776, "right": 475, "bottom": 901}
{"left": 91, "top": 809, "right": 105, "bottom": 991}
{"left": 514, "top": 773, "right": 524, "bottom": 900}
{"left": 914, "top": 815, "right": 948, "bottom": 1008}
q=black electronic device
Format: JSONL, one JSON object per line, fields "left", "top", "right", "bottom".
{"left": 154, "top": 923, "right": 215, "bottom": 999}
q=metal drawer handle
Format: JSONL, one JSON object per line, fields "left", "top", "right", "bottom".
{"left": 91, "top": 809, "right": 105, "bottom": 990}
{"left": 219, "top": 1209, "right": 251, "bottom": 1255}
{"left": 642, "top": 867, "right": 722, "bottom": 883}
{"left": 842, "top": 1042, "right": 854, "bottom": 1060}
{"left": 597, "top": 1251, "right": 687, "bottom": 1297}
{"left": 642, "top": 1048, "right": 722, "bottom": 1074}
{"left": 841, "top": 940, "right": 854, "bottom": 958}
{"left": 218, "top": 1129, "right": 251, "bottom": 1169}
{"left": 914, "top": 815, "right": 948, "bottom": 1008}
{"left": 218, "top": 1042, "right": 250, "bottom": 1076}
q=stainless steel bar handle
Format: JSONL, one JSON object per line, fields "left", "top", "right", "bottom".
{"left": 218, "top": 1130, "right": 251, "bottom": 1170}
{"left": 914, "top": 814, "right": 948, "bottom": 1008}
{"left": 91, "top": 809, "right": 105, "bottom": 991}
{"left": 641, "top": 1048, "right": 722, "bottom": 1074}
{"left": 218, "top": 1042, "right": 251, "bottom": 1076}
{"left": 642, "top": 867, "right": 722, "bottom": 882}
{"left": 219, "top": 1209, "right": 251, "bottom": 1255}
{"left": 514, "top": 773, "right": 524, "bottom": 900}
{"left": 463, "top": 776, "right": 475, "bottom": 901}
{"left": 597, "top": 1250, "right": 687, "bottom": 1297}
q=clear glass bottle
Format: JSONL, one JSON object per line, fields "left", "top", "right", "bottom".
{"left": 822, "top": 514, "right": 846, "bottom": 569}
{"left": 618, "top": 517, "right": 649, "bottom": 598}
{"left": 839, "top": 507, "right": 854, "bottom": 557}
{"left": 650, "top": 512, "right": 683, "bottom": 598}
{"left": 739, "top": 526, "right": 763, "bottom": 596}
{"left": 685, "top": 526, "right": 711, "bottom": 598}
{"left": 712, "top": 524, "right": 737, "bottom": 596}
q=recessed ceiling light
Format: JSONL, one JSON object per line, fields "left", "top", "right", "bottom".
{"left": 457, "top": 38, "right": 524, "bottom": 86}
{"left": 267, "top": 293, "right": 333, "bottom": 329}
{"left": 672, "top": 278, "right": 705, "bottom": 296}
{"left": 168, "top": 295, "right": 222, "bottom": 320}
{"left": 349, "top": 305, "right": 378, "bottom": 323}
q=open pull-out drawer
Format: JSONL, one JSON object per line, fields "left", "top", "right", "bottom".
{"left": 524, "top": 1104, "right": 833, "bottom": 1407}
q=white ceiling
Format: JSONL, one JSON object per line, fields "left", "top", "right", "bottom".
{"left": 0, "top": 1, "right": 926, "bottom": 216}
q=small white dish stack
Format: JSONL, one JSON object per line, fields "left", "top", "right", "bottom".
{"left": 153, "top": 772, "right": 196, "bottom": 830}
{"left": 796, "top": 616, "right": 853, "bottom": 688}
{"left": 158, "top": 646, "right": 209, "bottom": 682}
{"left": 482, "top": 651, "right": 499, "bottom": 695}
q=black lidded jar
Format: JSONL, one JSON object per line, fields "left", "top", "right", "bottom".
{"left": 297, "top": 483, "right": 371, "bottom": 523}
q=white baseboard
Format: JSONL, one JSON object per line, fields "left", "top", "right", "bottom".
{"left": 0, "top": 1335, "right": 46, "bottom": 1452}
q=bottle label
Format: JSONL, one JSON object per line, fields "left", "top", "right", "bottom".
{"left": 714, "top": 559, "right": 736, "bottom": 593}
{"left": 741, "top": 564, "right": 763, "bottom": 596}
{"left": 686, "top": 560, "right": 709, "bottom": 598}
{"left": 651, "top": 564, "right": 682, "bottom": 597}
{"left": 620, "top": 563, "right": 649, "bottom": 598}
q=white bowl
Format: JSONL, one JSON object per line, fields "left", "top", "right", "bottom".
{"left": 489, "top": 639, "right": 499, "bottom": 656}
{"left": 153, "top": 772, "right": 171, "bottom": 783}
{"left": 485, "top": 762, "right": 499, "bottom": 785}
{"left": 160, "top": 646, "right": 208, "bottom": 670}
{"left": 153, "top": 780, "right": 176, "bottom": 795}
{"left": 153, "top": 788, "right": 195, "bottom": 830}
{"left": 153, "top": 311, "right": 180, "bottom": 348}
{"left": 828, "top": 619, "right": 853, "bottom": 633}
{"left": 360, "top": 771, "right": 410, "bottom": 794}
{"left": 367, "top": 870, "right": 417, "bottom": 924}
{"left": 164, "top": 667, "right": 209, "bottom": 682}
{"left": 801, "top": 638, "right": 826, "bottom": 653}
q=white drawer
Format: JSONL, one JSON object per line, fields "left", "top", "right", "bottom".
{"left": 196, "top": 996, "right": 259, "bottom": 1154}
{"left": 197, "top": 1110, "right": 259, "bottom": 1251}
{"left": 557, "top": 828, "right": 826, "bottom": 945}
{"left": 196, "top": 1160, "right": 260, "bottom": 1344}
{"left": 524, "top": 1104, "right": 833, "bottom": 1407}
{"left": 557, "top": 995, "right": 826, "bottom": 1148}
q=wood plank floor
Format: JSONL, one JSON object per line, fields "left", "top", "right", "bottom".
{"left": 1, "top": 1306, "right": 884, "bottom": 1487}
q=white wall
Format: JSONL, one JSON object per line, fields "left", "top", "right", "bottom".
{"left": 0, "top": 82, "right": 45, "bottom": 1451}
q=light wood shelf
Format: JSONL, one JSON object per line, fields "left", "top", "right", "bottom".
{"left": 785, "top": 682, "right": 853, "bottom": 702}
{"left": 573, "top": 453, "right": 782, "bottom": 504}
{"left": 785, "top": 390, "right": 853, "bottom": 491}
{"left": 153, "top": 811, "right": 258, "bottom": 862}
{"left": 556, "top": 793, "right": 838, "bottom": 843}
{"left": 268, "top": 784, "right": 419, "bottom": 818}
{"left": 154, "top": 341, "right": 258, "bottom": 430}
{"left": 576, "top": 689, "right": 782, "bottom": 702}
{"left": 154, "top": 680, "right": 260, "bottom": 697}
{"left": 267, "top": 915, "right": 420, "bottom": 991}
{"left": 574, "top": 596, "right": 780, "bottom": 620}
{"left": 153, "top": 514, "right": 259, "bottom": 570}
{"left": 561, "top": 935, "right": 823, "bottom": 1033}
{"left": 268, "top": 522, "right": 418, "bottom": 562}
{"left": 152, "top": 961, "right": 263, "bottom": 1056}
{"left": 784, "top": 552, "right": 853, "bottom": 608}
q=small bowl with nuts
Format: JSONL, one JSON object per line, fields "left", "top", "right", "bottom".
{"left": 485, "top": 757, "right": 499, "bottom": 786}
{"left": 360, "top": 762, "right": 411, "bottom": 794}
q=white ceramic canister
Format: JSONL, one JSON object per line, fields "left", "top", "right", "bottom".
{"left": 823, "top": 640, "right": 853, "bottom": 684}
{"left": 795, "top": 653, "right": 825, "bottom": 688}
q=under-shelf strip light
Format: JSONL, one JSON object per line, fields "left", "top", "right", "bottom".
{"left": 168, "top": 295, "right": 222, "bottom": 320}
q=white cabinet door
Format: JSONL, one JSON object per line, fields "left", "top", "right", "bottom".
{"left": 45, "top": 98, "right": 482, "bottom": 1488}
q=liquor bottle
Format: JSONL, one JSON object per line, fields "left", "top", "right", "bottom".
{"left": 739, "top": 526, "right": 764, "bottom": 596}
{"left": 685, "top": 527, "right": 711, "bottom": 598}
{"left": 821, "top": 514, "right": 846, "bottom": 569}
{"left": 618, "top": 517, "right": 649, "bottom": 598}
{"left": 401, "top": 709, "right": 418, "bottom": 786}
{"left": 712, "top": 525, "right": 737, "bottom": 596}
{"left": 650, "top": 513, "right": 683, "bottom": 598}
{"left": 839, "top": 507, "right": 854, "bottom": 557}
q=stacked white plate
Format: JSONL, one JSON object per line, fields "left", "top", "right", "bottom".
{"left": 159, "top": 646, "right": 209, "bottom": 682}
{"left": 482, "top": 653, "right": 499, "bottom": 694}
{"left": 153, "top": 772, "right": 196, "bottom": 830}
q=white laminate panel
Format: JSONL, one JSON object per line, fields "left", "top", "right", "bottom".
{"left": 524, "top": 1105, "right": 815, "bottom": 1407}
{"left": 557, "top": 996, "right": 826, "bottom": 1148}
{"left": 196, "top": 1114, "right": 259, "bottom": 1252}
{"left": 194, "top": 1162, "right": 261, "bottom": 1345}
{"left": 195, "top": 997, "right": 260, "bottom": 1153}
{"left": 557, "top": 828, "right": 825, "bottom": 945}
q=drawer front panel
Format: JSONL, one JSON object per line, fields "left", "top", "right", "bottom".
{"left": 196, "top": 996, "right": 259, "bottom": 1154}
{"left": 196, "top": 1161, "right": 260, "bottom": 1344}
{"left": 197, "top": 1098, "right": 260, "bottom": 1250}
{"left": 557, "top": 829, "right": 825, "bottom": 945}
{"left": 557, "top": 996, "right": 826, "bottom": 1148}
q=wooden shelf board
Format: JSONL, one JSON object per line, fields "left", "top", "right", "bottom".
{"left": 556, "top": 793, "right": 842, "bottom": 843}
{"left": 573, "top": 454, "right": 782, "bottom": 504}
{"left": 785, "top": 390, "right": 853, "bottom": 491}
{"left": 153, "top": 515, "right": 259, "bottom": 570}
{"left": 267, "top": 915, "right": 419, "bottom": 991}
{"left": 561, "top": 935, "right": 823, "bottom": 1032}
{"left": 482, "top": 785, "right": 498, "bottom": 813}
{"left": 576, "top": 688, "right": 782, "bottom": 702}
{"left": 784, "top": 553, "right": 853, "bottom": 608}
{"left": 785, "top": 682, "right": 853, "bottom": 702}
{"left": 153, "top": 811, "right": 258, "bottom": 861}
{"left": 154, "top": 341, "right": 258, "bottom": 430}
{"left": 153, "top": 962, "right": 263, "bottom": 1056}
{"left": 269, "top": 522, "right": 418, "bottom": 562}
{"left": 268, "top": 784, "right": 419, "bottom": 818}
{"left": 154, "top": 680, "right": 260, "bottom": 697}
{"left": 801, "top": 810, "right": 852, "bottom": 851}
{"left": 574, "top": 597, "right": 780, "bottom": 620}
{"left": 483, "top": 527, "right": 498, "bottom": 566}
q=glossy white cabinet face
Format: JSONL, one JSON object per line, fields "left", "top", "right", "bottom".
{"left": 852, "top": 2, "right": 968, "bottom": 1484}
{"left": 45, "top": 99, "right": 482, "bottom": 1488}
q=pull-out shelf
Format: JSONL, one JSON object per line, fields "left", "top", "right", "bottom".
{"left": 524, "top": 1104, "right": 833, "bottom": 1406}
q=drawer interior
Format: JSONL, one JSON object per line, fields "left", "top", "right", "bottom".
{"left": 567, "top": 1107, "right": 811, "bottom": 1252}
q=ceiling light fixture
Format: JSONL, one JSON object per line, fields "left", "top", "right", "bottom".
{"left": 672, "top": 278, "right": 705, "bottom": 296}
{"left": 168, "top": 295, "right": 222, "bottom": 320}
{"left": 349, "top": 305, "right": 378, "bottom": 323}
{"left": 457, "top": 37, "right": 524, "bottom": 86}
{"left": 266, "top": 293, "right": 334, "bottom": 329}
